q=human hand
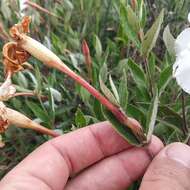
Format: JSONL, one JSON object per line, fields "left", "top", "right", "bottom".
{"left": 1, "top": 121, "right": 185, "bottom": 190}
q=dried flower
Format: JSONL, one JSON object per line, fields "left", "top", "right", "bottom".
{"left": 0, "top": 102, "right": 59, "bottom": 137}
{"left": 3, "top": 42, "right": 31, "bottom": 75}
{"left": 0, "top": 75, "right": 16, "bottom": 101}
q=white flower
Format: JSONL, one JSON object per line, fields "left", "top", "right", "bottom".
{"left": 188, "top": 12, "right": 190, "bottom": 23}
{"left": 175, "top": 28, "right": 190, "bottom": 55}
{"left": 173, "top": 15, "right": 190, "bottom": 93}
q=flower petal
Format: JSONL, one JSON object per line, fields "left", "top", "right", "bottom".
{"left": 175, "top": 28, "right": 190, "bottom": 55}
{"left": 173, "top": 50, "right": 190, "bottom": 93}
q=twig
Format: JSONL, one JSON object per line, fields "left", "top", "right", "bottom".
{"left": 13, "top": 92, "right": 48, "bottom": 101}
{"left": 25, "top": 0, "right": 63, "bottom": 20}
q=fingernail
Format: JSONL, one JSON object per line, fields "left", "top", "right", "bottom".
{"left": 165, "top": 143, "right": 190, "bottom": 167}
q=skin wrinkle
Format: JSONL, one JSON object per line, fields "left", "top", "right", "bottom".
{"left": 64, "top": 143, "right": 160, "bottom": 190}
{"left": 117, "top": 148, "right": 151, "bottom": 183}
{"left": 140, "top": 157, "right": 190, "bottom": 190}
{"left": 88, "top": 126, "right": 107, "bottom": 158}
{"left": 23, "top": 171, "right": 53, "bottom": 190}
{"left": 88, "top": 122, "right": 132, "bottom": 155}
{"left": 0, "top": 171, "right": 52, "bottom": 190}
{"left": 49, "top": 141, "right": 73, "bottom": 175}
{"left": 115, "top": 155, "right": 133, "bottom": 186}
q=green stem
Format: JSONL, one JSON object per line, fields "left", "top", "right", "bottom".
{"left": 181, "top": 90, "right": 188, "bottom": 134}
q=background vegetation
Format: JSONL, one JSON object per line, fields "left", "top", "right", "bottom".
{"left": 0, "top": 0, "right": 190, "bottom": 188}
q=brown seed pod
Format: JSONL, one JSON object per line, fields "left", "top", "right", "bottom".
{"left": 0, "top": 102, "right": 59, "bottom": 137}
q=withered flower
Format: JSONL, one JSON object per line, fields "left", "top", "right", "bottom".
{"left": 0, "top": 102, "right": 59, "bottom": 137}
{"left": 0, "top": 75, "right": 16, "bottom": 101}
{"left": 3, "top": 42, "right": 30, "bottom": 75}
{"left": 0, "top": 16, "right": 60, "bottom": 142}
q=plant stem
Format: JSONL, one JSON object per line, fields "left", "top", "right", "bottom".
{"left": 13, "top": 92, "right": 48, "bottom": 100}
{"left": 144, "top": 58, "right": 153, "bottom": 97}
{"left": 16, "top": 35, "right": 146, "bottom": 142}
{"left": 181, "top": 90, "right": 188, "bottom": 134}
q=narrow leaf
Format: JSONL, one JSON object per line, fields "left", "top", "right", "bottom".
{"left": 142, "top": 9, "right": 164, "bottom": 56}
{"left": 94, "top": 35, "right": 102, "bottom": 58}
{"left": 146, "top": 91, "right": 159, "bottom": 142}
{"left": 109, "top": 75, "right": 120, "bottom": 103}
{"left": 119, "top": 70, "right": 128, "bottom": 111}
{"left": 158, "top": 105, "right": 183, "bottom": 132}
{"left": 126, "top": 5, "right": 140, "bottom": 34}
{"left": 102, "top": 107, "right": 142, "bottom": 147}
{"left": 93, "top": 99, "right": 105, "bottom": 121}
{"left": 99, "top": 62, "right": 108, "bottom": 83}
{"left": 26, "top": 101, "right": 50, "bottom": 124}
{"left": 158, "top": 65, "right": 172, "bottom": 96}
{"left": 75, "top": 108, "right": 86, "bottom": 128}
{"left": 163, "top": 25, "right": 175, "bottom": 56}
{"left": 99, "top": 77, "right": 119, "bottom": 106}
{"left": 128, "top": 59, "right": 147, "bottom": 89}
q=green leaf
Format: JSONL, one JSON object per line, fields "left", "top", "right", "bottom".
{"left": 163, "top": 25, "right": 175, "bottom": 56}
{"left": 79, "top": 86, "right": 91, "bottom": 103}
{"left": 26, "top": 101, "right": 50, "bottom": 124}
{"left": 119, "top": 3, "right": 141, "bottom": 48}
{"left": 142, "top": 9, "right": 164, "bottom": 56}
{"left": 109, "top": 75, "right": 120, "bottom": 103}
{"left": 118, "top": 70, "right": 128, "bottom": 111}
{"left": 46, "top": 86, "right": 56, "bottom": 125}
{"left": 127, "top": 59, "right": 147, "bottom": 89}
{"left": 75, "top": 108, "right": 86, "bottom": 128}
{"left": 99, "top": 62, "right": 108, "bottom": 83}
{"left": 16, "top": 72, "right": 28, "bottom": 89}
{"left": 158, "top": 106, "right": 183, "bottom": 132}
{"left": 158, "top": 65, "right": 172, "bottom": 96}
{"left": 102, "top": 108, "right": 142, "bottom": 147}
{"left": 62, "top": 0, "right": 74, "bottom": 10}
{"left": 93, "top": 99, "right": 105, "bottom": 121}
{"left": 127, "top": 104, "right": 146, "bottom": 126}
{"left": 126, "top": 5, "right": 140, "bottom": 34}
{"left": 99, "top": 77, "right": 119, "bottom": 106}
{"left": 48, "top": 88, "right": 62, "bottom": 102}
{"left": 146, "top": 91, "right": 159, "bottom": 142}
{"left": 94, "top": 35, "right": 102, "bottom": 58}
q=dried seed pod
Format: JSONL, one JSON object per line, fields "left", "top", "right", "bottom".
{"left": 0, "top": 102, "right": 59, "bottom": 137}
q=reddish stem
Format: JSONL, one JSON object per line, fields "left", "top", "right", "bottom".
{"left": 55, "top": 62, "right": 145, "bottom": 141}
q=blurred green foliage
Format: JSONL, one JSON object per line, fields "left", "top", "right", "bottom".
{"left": 1, "top": 1, "right": 190, "bottom": 188}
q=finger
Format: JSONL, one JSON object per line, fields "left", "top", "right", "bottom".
{"left": 140, "top": 142, "right": 190, "bottom": 190}
{"left": 64, "top": 136, "right": 163, "bottom": 190}
{"left": 0, "top": 121, "right": 135, "bottom": 190}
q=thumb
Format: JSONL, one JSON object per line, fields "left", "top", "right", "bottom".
{"left": 140, "top": 143, "right": 190, "bottom": 190}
